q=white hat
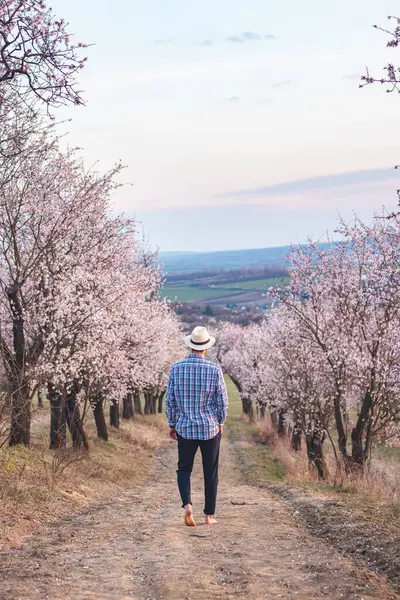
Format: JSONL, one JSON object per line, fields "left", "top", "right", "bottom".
{"left": 184, "top": 326, "right": 216, "bottom": 351}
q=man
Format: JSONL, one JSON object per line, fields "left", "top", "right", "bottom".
{"left": 165, "top": 326, "right": 228, "bottom": 527}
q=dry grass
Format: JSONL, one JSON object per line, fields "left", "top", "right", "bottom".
{"left": 224, "top": 377, "right": 400, "bottom": 531}
{"left": 0, "top": 406, "right": 168, "bottom": 550}
{"left": 257, "top": 420, "right": 400, "bottom": 520}
{"left": 259, "top": 423, "right": 313, "bottom": 482}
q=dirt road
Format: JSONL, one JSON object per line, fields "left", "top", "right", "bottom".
{"left": 0, "top": 436, "right": 398, "bottom": 600}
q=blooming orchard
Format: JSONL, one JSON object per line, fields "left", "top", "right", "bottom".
{"left": 0, "top": 1, "right": 185, "bottom": 449}
{"left": 215, "top": 218, "right": 400, "bottom": 476}
{"left": 0, "top": 110, "right": 184, "bottom": 446}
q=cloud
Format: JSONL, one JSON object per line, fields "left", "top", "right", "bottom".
{"left": 242, "top": 31, "right": 262, "bottom": 41}
{"left": 114, "top": 167, "right": 398, "bottom": 215}
{"left": 201, "top": 40, "right": 213, "bottom": 46}
{"left": 272, "top": 80, "right": 292, "bottom": 88}
{"left": 226, "top": 35, "right": 243, "bottom": 44}
{"left": 226, "top": 32, "right": 276, "bottom": 44}
{"left": 227, "top": 96, "right": 240, "bottom": 102}
{"left": 154, "top": 39, "right": 172, "bottom": 44}
{"left": 217, "top": 168, "right": 396, "bottom": 199}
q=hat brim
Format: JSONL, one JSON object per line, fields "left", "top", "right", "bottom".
{"left": 184, "top": 335, "right": 216, "bottom": 351}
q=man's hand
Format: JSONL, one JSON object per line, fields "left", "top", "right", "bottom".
{"left": 169, "top": 427, "right": 178, "bottom": 441}
{"left": 219, "top": 424, "right": 224, "bottom": 435}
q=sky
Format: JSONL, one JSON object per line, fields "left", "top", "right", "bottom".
{"left": 53, "top": 0, "right": 400, "bottom": 251}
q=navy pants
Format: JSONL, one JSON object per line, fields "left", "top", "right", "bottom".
{"left": 177, "top": 432, "right": 221, "bottom": 515}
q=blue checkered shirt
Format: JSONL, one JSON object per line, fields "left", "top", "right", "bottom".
{"left": 165, "top": 354, "right": 228, "bottom": 440}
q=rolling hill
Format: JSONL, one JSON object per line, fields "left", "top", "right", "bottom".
{"left": 160, "top": 243, "right": 333, "bottom": 273}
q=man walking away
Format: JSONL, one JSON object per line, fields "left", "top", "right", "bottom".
{"left": 165, "top": 326, "right": 228, "bottom": 527}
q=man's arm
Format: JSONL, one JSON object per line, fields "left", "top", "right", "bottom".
{"left": 216, "top": 367, "right": 228, "bottom": 428}
{"left": 165, "top": 368, "right": 178, "bottom": 439}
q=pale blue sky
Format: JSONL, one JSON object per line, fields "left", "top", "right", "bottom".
{"left": 53, "top": 0, "right": 400, "bottom": 251}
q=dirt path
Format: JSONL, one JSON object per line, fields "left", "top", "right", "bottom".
{"left": 0, "top": 436, "right": 398, "bottom": 600}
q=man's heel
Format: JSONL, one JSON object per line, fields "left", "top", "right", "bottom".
{"left": 184, "top": 509, "right": 196, "bottom": 527}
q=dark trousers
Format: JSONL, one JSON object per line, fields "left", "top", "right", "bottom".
{"left": 177, "top": 432, "right": 221, "bottom": 515}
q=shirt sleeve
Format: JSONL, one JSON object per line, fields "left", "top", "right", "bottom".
{"left": 165, "top": 368, "right": 178, "bottom": 427}
{"left": 216, "top": 367, "right": 228, "bottom": 425}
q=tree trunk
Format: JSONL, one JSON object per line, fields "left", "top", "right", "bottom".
{"left": 227, "top": 374, "right": 254, "bottom": 420}
{"left": 133, "top": 390, "right": 143, "bottom": 415}
{"left": 333, "top": 392, "right": 349, "bottom": 463}
{"left": 9, "top": 380, "right": 31, "bottom": 446}
{"left": 241, "top": 396, "right": 254, "bottom": 419}
{"left": 291, "top": 412, "right": 302, "bottom": 450}
{"left": 278, "top": 410, "right": 286, "bottom": 437}
{"left": 144, "top": 393, "right": 152, "bottom": 415}
{"left": 306, "top": 435, "right": 327, "bottom": 480}
{"left": 37, "top": 389, "right": 44, "bottom": 409}
{"left": 93, "top": 396, "right": 108, "bottom": 441}
{"left": 8, "top": 286, "right": 30, "bottom": 446}
{"left": 122, "top": 393, "right": 134, "bottom": 419}
{"left": 270, "top": 410, "right": 278, "bottom": 430}
{"left": 351, "top": 387, "right": 373, "bottom": 468}
{"left": 48, "top": 385, "right": 66, "bottom": 450}
{"left": 122, "top": 396, "right": 128, "bottom": 418}
{"left": 158, "top": 391, "right": 165, "bottom": 414}
{"left": 128, "top": 393, "right": 135, "bottom": 418}
{"left": 259, "top": 404, "right": 266, "bottom": 420}
{"left": 110, "top": 400, "right": 120, "bottom": 428}
{"left": 65, "top": 387, "right": 89, "bottom": 451}
{"left": 291, "top": 427, "right": 302, "bottom": 451}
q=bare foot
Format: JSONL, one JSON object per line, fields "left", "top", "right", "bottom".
{"left": 184, "top": 505, "right": 196, "bottom": 527}
{"left": 204, "top": 515, "right": 218, "bottom": 525}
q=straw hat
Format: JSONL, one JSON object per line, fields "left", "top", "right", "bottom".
{"left": 184, "top": 326, "right": 216, "bottom": 351}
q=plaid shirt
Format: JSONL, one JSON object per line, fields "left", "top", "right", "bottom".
{"left": 165, "top": 354, "right": 228, "bottom": 440}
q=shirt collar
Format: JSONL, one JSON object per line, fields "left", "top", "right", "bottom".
{"left": 188, "top": 353, "right": 205, "bottom": 360}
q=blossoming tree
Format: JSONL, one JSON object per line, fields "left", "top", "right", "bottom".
{"left": 0, "top": 0, "right": 88, "bottom": 107}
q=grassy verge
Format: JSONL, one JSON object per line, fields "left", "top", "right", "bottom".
{"left": 0, "top": 405, "right": 167, "bottom": 550}
{"left": 225, "top": 376, "right": 284, "bottom": 485}
{"left": 225, "top": 376, "right": 399, "bottom": 515}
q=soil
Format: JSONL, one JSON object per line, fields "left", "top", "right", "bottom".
{"left": 0, "top": 436, "right": 398, "bottom": 600}
{"left": 269, "top": 485, "right": 400, "bottom": 591}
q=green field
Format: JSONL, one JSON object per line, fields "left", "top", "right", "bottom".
{"left": 214, "top": 277, "right": 289, "bottom": 290}
{"left": 161, "top": 286, "right": 236, "bottom": 302}
{"left": 161, "top": 277, "right": 289, "bottom": 303}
